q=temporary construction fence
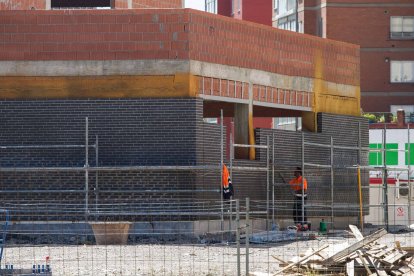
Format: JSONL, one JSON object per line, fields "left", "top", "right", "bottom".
{"left": 364, "top": 124, "right": 414, "bottom": 230}
{"left": 3, "top": 114, "right": 414, "bottom": 275}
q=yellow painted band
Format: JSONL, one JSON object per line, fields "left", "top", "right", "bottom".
{"left": 0, "top": 74, "right": 199, "bottom": 99}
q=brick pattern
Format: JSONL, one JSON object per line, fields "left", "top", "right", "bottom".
{"left": 255, "top": 113, "right": 370, "bottom": 217}
{"left": 198, "top": 77, "right": 249, "bottom": 100}
{"left": 0, "top": 98, "right": 227, "bottom": 220}
{"left": 198, "top": 76, "right": 312, "bottom": 108}
{"left": 0, "top": 0, "right": 45, "bottom": 10}
{"left": 252, "top": 84, "right": 311, "bottom": 108}
{"left": 188, "top": 10, "right": 360, "bottom": 86}
{"left": 0, "top": 9, "right": 359, "bottom": 86}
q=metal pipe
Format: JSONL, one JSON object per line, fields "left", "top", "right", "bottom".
{"left": 85, "top": 117, "right": 89, "bottom": 220}
{"left": 236, "top": 199, "right": 240, "bottom": 276}
{"left": 245, "top": 197, "right": 250, "bottom": 276}
{"left": 303, "top": 163, "right": 332, "bottom": 169}
{"left": 95, "top": 135, "right": 99, "bottom": 215}
{"left": 383, "top": 126, "right": 389, "bottom": 230}
{"left": 301, "top": 132, "right": 305, "bottom": 225}
{"left": 220, "top": 109, "right": 224, "bottom": 235}
{"left": 266, "top": 136, "right": 270, "bottom": 230}
{"left": 0, "top": 165, "right": 220, "bottom": 172}
{"left": 230, "top": 131, "right": 234, "bottom": 242}
{"left": 0, "top": 145, "right": 96, "bottom": 149}
{"left": 357, "top": 122, "right": 363, "bottom": 232}
{"left": 272, "top": 132, "right": 275, "bottom": 223}
{"left": 358, "top": 166, "right": 363, "bottom": 232}
{"left": 330, "top": 136, "right": 334, "bottom": 229}
{"left": 0, "top": 189, "right": 221, "bottom": 194}
{"left": 408, "top": 124, "right": 412, "bottom": 226}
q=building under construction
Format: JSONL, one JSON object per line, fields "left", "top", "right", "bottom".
{"left": 0, "top": 2, "right": 391, "bottom": 275}
{"left": 0, "top": 1, "right": 367, "bottom": 222}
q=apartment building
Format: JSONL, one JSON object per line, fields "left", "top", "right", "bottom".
{"left": 272, "top": 0, "right": 414, "bottom": 114}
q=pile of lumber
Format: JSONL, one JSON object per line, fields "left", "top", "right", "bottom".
{"left": 251, "top": 225, "right": 414, "bottom": 276}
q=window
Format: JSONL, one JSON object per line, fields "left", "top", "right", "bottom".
{"left": 274, "top": 117, "right": 301, "bottom": 131}
{"left": 391, "top": 16, "right": 414, "bottom": 39}
{"left": 286, "top": 0, "right": 296, "bottom": 11}
{"left": 391, "top": 61, "right": 414, "bottom": 83}
{"left": 205, "top": 0, "right": 217, "bottom": 14}
{"left": 276, "top": 0, "right": 297, "bottom": 16}
{"left": 273, "top": 0, "right": 278, "bottom": 13}
{"left": 278, "top": 14, "right": 296, "bottom": 32}
{"left": 51, "top": 0, "right": 111, "bottom": 9}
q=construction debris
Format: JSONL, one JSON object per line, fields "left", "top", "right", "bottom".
{"left": 250, "top": 225, "right": 414, "bottom": 276}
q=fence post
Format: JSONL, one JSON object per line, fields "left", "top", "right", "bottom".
{"left": 245, "top": 197, "right": 250, "bottom": 276}
{"left": 85, "top": 117, "right": 89, "bottom": 221}
{"left": 236, "top": 199, "right": 240, "bottom": 276}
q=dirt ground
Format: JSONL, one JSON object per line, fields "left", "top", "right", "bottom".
{"left": 1, "top": 232, "right": 413, "bottom": 275}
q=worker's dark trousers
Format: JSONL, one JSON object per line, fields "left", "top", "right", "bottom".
{"left": 293, "top": 195, "right": 307, "bottom": 225}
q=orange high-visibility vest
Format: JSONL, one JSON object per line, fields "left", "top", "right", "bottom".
{"left": 222, "top": 164, "right": 230, "bottom": 188}
{"left": 289, "top": 176, "right": 307, "bottom": 192}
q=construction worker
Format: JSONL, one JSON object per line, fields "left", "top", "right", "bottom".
{"left": 289, "top": 167, "right": 308, "bottom": 229}
{"left": 222, "top": 164, "right": 234, "bottom": 200}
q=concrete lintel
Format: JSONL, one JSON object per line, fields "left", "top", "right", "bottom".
{"left": 0, "top": 60, "right": 190, "bottom": 77}
{"left": 192, "top": 60, "right": 359, "bottom": 99}
{"left": 198, "top": 95, "right": 249, "bottom": 105}
{"left": 253, "top": 101, "right": 312, "bottom": 112}
{"left": 190, "top": 60, "right": 314, "bottom": 92}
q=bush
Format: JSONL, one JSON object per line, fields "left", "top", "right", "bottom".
{"left": 363, "top": 113, "right": 377, "bottom": 123}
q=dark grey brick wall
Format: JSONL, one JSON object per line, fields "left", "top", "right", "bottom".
{"left": 255, "top": 113, "right": 369, "bottom": 218}
{"left": 0, "top": 99, "right": 368, "bottom": 221}
{"left": 0, "top": 98, "right": 223, "bottom": 220}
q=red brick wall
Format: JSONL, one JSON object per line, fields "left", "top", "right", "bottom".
{"left": 362, "top": 96, "right": 414, "bottom": 113}
{"left": 188, "top": 9, "right": 359, "bottom": 86}
{"left": 0, "top": 8, "right": 359, "bottom": 87}
{"left": 326, "top": 7, "right": 414, "bottom": 48}
{"left": 361, "top": 52, "right": 414, "bottom": 93}
{"left": 0, "top": 0, "right": 182, "bottom": 10}
{"left": 0, "top": 0, "right": 45, "bottom": 10}
{"left": 324, "top": 2, "right": 414, "bottom": 112}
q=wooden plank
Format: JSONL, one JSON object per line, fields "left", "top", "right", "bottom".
{"left": 372, "top": 246, "right": 395, "bottom": 259}
{"left": 349, "top": 225, "right": 364, "bottom": 241}
{"left": 384, "top": 251, "right": 407, "bottom": 264}
{"left": 395, "top": 241, "right": 402, "bottom": 250}
{"left": 273, "top": 244, "right": 329, "bottom": 275}
{"left": 271, "top": 255, "right": 288, "bottom": 265}
{"left": 365, "top": 254, "right": 380, "bottom": 275}
{"left": 323, "top": 228, "right": 387, "bottom": 266}
{"left": 346, "top": 260, "right": 355, "bottom": 276}
{"left": 356, "top": 250, "right": 372, "bottom": 275}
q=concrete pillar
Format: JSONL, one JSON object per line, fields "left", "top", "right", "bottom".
{"left": 234, "top": 83, "right": 256, "bottom": 160}
{"left": 234, "top": 103, "right": 249, "bottom": 159}
{"left": 45, "top": 0, "right": 51, "bottom": 10}
{"left": 128, "top": 0, "right": 132, "bottom": 8}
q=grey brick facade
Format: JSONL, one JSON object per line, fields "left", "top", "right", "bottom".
{"left": 0, "top": 99, "right": 368, "bottom": 221}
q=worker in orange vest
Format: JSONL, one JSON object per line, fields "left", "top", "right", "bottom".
{"left": 289, "top": 167, "right": 308, "bottom": 228}
{"left": 222, "top": 164, "right": 234, "bottom": 200}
